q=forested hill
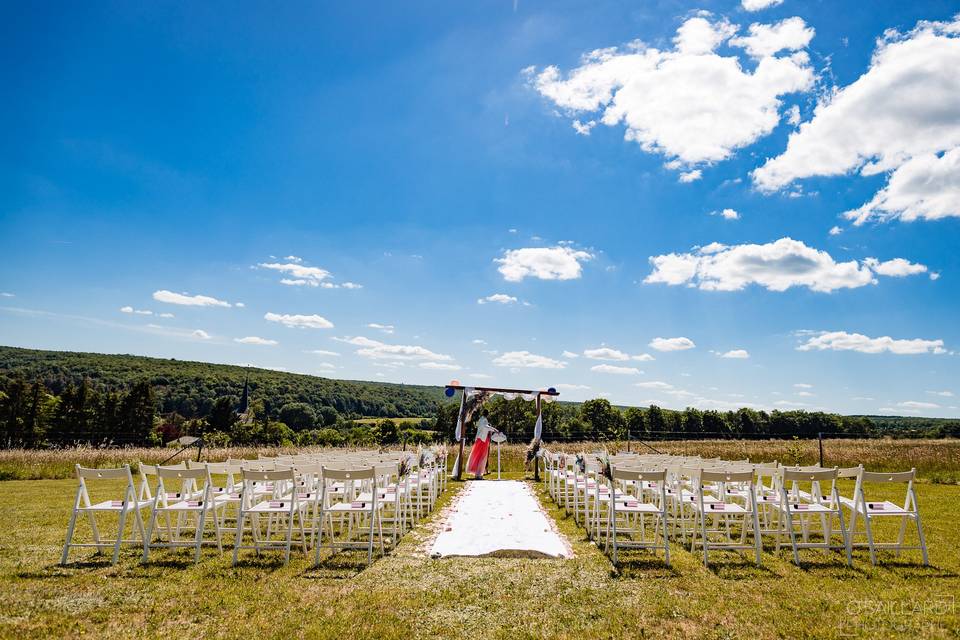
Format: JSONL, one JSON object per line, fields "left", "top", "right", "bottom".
{"left": 0, "top": 345, "right": 446, "bottom": 420}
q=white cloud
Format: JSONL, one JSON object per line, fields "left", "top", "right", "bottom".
{"left": 719, "top": 349, "right": 750, "bottom": 359}
{"left": 742, "top": 0, "right": 783, "bottom": 11}
{"left": 341, "top": 282, "right": 363, "bottom": 289}
{"left": 898, "top": 400, "right": 939, "bottom": 410}
{"left": 120, "top": 306, "right": 153, "bottom": 315}
{"left": 258, "top": 262, "right": 331, "bottom": 286}
{"left": 555, "top": 383, "right": 591, "bottom": 391}
{"left": 367, "top": 323, "right": 395, "bottom": 334}
{"left": 264, "top": 312, "right": 334, "bottom": 329}
{"left": 0, "top": 292, "right": 14, "bottom": 297}
{"left": 796, "top": 391, "right": 814, "bottom": 397}
{"left": 529, "top": 14, "right": 814, "bottom": 168}
{"left": 679, "top": 169, "right": 702, "bottom": 183}
{"left": 929, "top": 272, "right": 941, "bottom": 281}
{"left": 649, "top": 336, "right": 696, "bottom": 352}
{"left": 927, "top": 390, "right": 954, "bottom": 397}
{"left": 235, "top": 302, "right": 245, "bottom": 308}
{"left": 316, "top": 362, "right": 336, "bottom": 370}
{"left": 478, "top": 293, "right": 519, "bottom": 305}
{"left": 591, "top": 364, "right": 642, "bottom": 375}
{"left": 635, "top": 381, "right": 674, "bottom": 390}
{"left": 234, "top": 336, "right": 278, "bottom": 346}
{"left": 645, "top": 237, "right": 926, "bottom": 292}
{"left": 561, "top": 350, "right": 579, "bottom": 358}
{"left": 797, "top": 331, "right": 946, "bottom": 355}
{"left": 496, "top": 246, "right": 593, "bottom": 282}
{"left": 419, "top": 362, "right": 462, "bottom": 371}
{"left": 493, "top": 351, "right": 567, "bottom": 369}
{"left": 583, "top": 347, "right": 629, "bottom": 361}
{"left": 191, "top": 329, "right": 211, "bottom": 340}
{"left": 336, "top": 336, "right": 452, "bottom": 361}
{"left": 794, "top": 383, "right": 813, "bottom": 389}
{"left": 284, "top": 255, "right": 303, "bottom": 263}
{"left": 729, "top": 17, "right": 814, "bottom": 59}
{"left": 846, "top": 149, "right": 960, "bottom": 224}
{"left": 572, "top": 119, "right": 597, "bottom": 135}
{"left": 864, "top": 258, "right": 928, "bottom": 278}
{"left": 775, "top": 400, "right": 808, "bottom": 407}
{"left": 633, "top": 353, "right": 656, "bottom": 361}
{"left": 158, "top": 312, "right": 175, "bottom": 319}
{"left": 153, "top": 290, "right": 231, "bottom": 307}
{"left": 786, "top": 105, "right": 801, "bottom": 126}
{"left": 305, "top": 349, "right": 340, "bottom": 356}
{"left": 473, "top": 339, "right": 487, "bottom": 345}
{"left": 718, "top": 208, "right": 740, "bottom": 220}
{"left": 829, "top": 226, "right": 842, "bottom": 236}
{"left": 752, "top": 17, "right": 960, "bottom": 225}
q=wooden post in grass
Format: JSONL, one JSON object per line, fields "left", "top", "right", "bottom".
{"left": 818, "top": 432, "right": 824, "bottom": 467}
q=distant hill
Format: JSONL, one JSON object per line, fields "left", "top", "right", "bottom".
{"left": 0, "top": 345, "right": 447, "bottom": 420}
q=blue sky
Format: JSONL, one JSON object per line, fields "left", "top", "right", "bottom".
{"left": 2, "top": 0, "right": 959, "bottom": 417}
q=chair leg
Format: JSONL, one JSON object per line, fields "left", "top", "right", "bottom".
{"left": 61, "top": 508, "right": 80, "bottom": 566}
{"left": 112, "top": 507, "right": 129, "bottom": 565}
{"left": 837, "top": 507, "right": 852, "bottom": 567}
{"left": 915, "top": 512, "right": 929, "bottom": 566}
{"left": 233, "top": 511, "right": 245, "bottom": 566}
{"left": 143, "top": 506, "right": 158, "bottom": 562}
{"left": 863, "top": 513, "right": 878, "bottom": 566}
{"left": 194, "top": 509, "right": 206, "bottom": 564}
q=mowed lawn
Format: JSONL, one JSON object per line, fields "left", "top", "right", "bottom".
{"left": 0, "top": 473, "right": 958, "bottom": 640}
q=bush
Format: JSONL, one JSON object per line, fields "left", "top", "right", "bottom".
{"left": 298, "top": 428, "right": 344, "bottom": 446}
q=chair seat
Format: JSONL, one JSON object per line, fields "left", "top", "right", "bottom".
{"left": 161, "top": 499, "right": 226, "bottom": 511}
{"left": 88, "top": 499, "right": 152, "bottom": 510}
{"left": 614, "top": 502, "right": 661, "bottom": 513}
{"left": 858, "top": 500, "right": 910, "bottom": 516}
{"left": 328, "top": 501, "right": 385, "bottom": 512}
{"left": 781, "top": 502, "right": 834, "bottom": 513}
{"left": 695, "top": 502, "right": 748, "bottom": 514}
{"left": 249, "top": 500, "right": 311, "bottom": 513}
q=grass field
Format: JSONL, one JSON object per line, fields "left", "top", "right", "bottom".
{"left": 0, "top": 441, "right": 957, "bottom": 639}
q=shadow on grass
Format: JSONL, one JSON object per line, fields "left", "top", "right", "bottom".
{"left": 611, "top": 556, "right": 681, "bottom": 580}
{"left": 304, "top": 551, "right": 380, "bottom": 579}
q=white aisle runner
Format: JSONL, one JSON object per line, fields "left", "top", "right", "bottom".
{"left": 430, "top": 480, "right": 571, "bottom": 559}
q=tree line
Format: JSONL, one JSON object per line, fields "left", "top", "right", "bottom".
{"left": 2, "top": 346, "right": 958, "bottom": 449}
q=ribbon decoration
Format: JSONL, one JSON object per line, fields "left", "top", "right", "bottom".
{"left": 533, "top": 409, "right": 543, "bottom": 441}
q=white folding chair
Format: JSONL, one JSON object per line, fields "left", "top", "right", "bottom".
{"left": 143, "top": 466, "right": 227, "bottom": 563}
{"left": 775, "top": 468, "right": 852, "bottom": 566}
{"left": 689, "top": 468, "right": 762, "bottom": 566}
{"left": 61, "top": 465, "right": 148, "bottom": 565}
{"left": 232, "top": 468, "right": 312, "bottom": 565}
{"left": 846, "top": 468, "right": 928, "bottom": 566}
{"left": 605, "top": 468, "right": 670, "bottom": 566}
{"left": 314, "top": 467, "right": 384, "bottom": 567}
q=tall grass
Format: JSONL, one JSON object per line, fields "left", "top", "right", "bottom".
{"left": 1, "top": 438, "right": 956, "bottom": 482}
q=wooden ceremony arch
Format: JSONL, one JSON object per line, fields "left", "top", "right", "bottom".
{"left": 444, "top": 383, "right": 560, "bottom": 481}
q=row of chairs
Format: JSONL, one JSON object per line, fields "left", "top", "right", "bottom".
{"left": 61, "top": 448, "right": 448, "bottom": 567}
{"left": 542, "top": 450, "right": 928, "bottom": 568}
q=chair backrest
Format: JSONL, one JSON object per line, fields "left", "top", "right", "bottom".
{"left": 157, "top": 466, "right": 209, "bottom": 480}
{"left": 321, "top": 466, "right": 375, "bottom": 481}
{"left": 700, "top": 469, "right": 754, "bottom": 484}
{"left": 241, "top": 469, "right": 296, "bottom": 482}
{"left": 837, "top": 465, "right": 863, "bottom": 479}
{"left": 781, "top": 467, "right": 838, "bottom": 483}
{"left": 861, "top": 469, "right": 915, "bottom": 483}
{"left": 77, "top": 465, "right": 132, "bottom": 480}
{"left": 612, "top": 467, "right": 666, "bottom": 483}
